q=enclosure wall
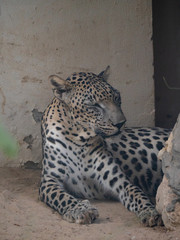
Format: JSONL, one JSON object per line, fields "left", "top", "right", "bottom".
{"left": 0, "top": 0, "right": 153, "bottom": 166}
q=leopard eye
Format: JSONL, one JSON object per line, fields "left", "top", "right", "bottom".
{"left": 94, "top": 103, "right": 101, "bottom": 108}
{"left": 84, "top": 100, "right": 94, "bottom": 106}
{"left": 84, "top": 102, "right": 102, "bottom": 114}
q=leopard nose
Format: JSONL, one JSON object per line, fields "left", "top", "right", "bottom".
{"left": 115, "top": 120, "right": 126, "bottom": 129}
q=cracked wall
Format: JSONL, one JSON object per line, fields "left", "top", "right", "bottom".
{"left": 0, "top": 0, "right": 153, "bottom": 166}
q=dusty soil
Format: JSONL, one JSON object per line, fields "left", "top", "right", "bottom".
{"left": 0, "top": 168, "right": 180, "bottom": 240}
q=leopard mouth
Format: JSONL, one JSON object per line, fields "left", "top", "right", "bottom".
{"left": 95, "top": 120, "right": 126, "bottom": 138}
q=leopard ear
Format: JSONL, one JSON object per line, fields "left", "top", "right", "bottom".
{"left": 49, "top": 75, "right": 72, "bottom": 98}
{"left": 98, "top": 65, "right": 110, "bottom": 81}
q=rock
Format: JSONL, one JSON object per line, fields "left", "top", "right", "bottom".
{"left": 156, "top": 176, "right": 180, "bottom": 230}
{"left": 156, "top": 114, "right": 180, "bottom": 230}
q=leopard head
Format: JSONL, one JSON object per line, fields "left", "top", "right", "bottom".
{"left": 49, "top": 66, "right": 126, "bottom": 138}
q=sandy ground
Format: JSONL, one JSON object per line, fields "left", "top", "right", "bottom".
{"left": 0, "top": 168, "right": 180, "bottom": 240}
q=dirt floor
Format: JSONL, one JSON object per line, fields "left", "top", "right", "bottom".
{"left": 0, "top": 168, "right": 180, "bottom": 240}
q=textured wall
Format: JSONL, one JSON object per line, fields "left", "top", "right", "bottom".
{"left": 0, "top": 0, "right": 153, "bottom": 166}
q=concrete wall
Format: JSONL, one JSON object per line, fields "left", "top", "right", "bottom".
{"left": 0, "top": 0, "right": 153, "bottom": 167}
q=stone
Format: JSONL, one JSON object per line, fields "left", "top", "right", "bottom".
{"left": 156, "top": 114, "right": 180, "bottom": 230}
{"left": 156, "top": 176, "right": 180, "bottom": 230}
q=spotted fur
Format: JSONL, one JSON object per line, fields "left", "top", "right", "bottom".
{"left": 39, "top": 67, "right": 170, "bottom": 226}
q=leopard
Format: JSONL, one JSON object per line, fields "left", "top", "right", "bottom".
{"left": 39, "top": 66, "right": 170, "bottom": 226}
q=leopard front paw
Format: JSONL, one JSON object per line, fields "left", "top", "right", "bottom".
{"left": 63, "top": 200, "right": 99, "bottom": 224}
{"left": 138, "top": 208, "right": 163, "bottom": 227}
